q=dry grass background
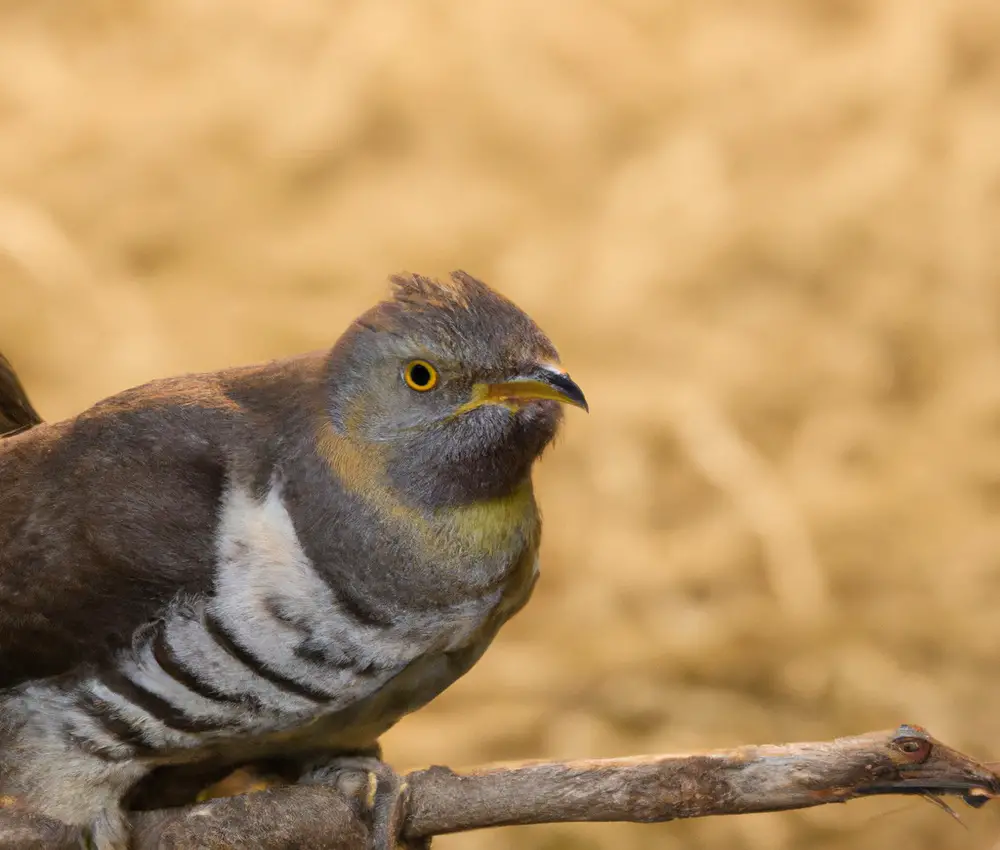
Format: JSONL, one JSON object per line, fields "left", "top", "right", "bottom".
{"left": 2, "top": 1, "right": 1000, "bottom": 847}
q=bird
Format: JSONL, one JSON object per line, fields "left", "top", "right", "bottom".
{"left": 0, "top": 270, "right": 587, "bottom": 850}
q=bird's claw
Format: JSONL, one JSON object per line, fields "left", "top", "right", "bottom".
{"left": 299, "top": 753, "right": 429, "bottom": 850}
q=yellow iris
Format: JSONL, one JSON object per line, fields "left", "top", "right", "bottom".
{"left": 404, "top": 360, "right": 438, "bottom": 391}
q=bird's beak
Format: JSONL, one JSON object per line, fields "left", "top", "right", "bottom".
{"left": 462, "top": 366, "right": 589, "bottom": 414}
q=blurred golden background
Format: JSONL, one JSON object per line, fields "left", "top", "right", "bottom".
{"left": 3, "top": 1, "right": 1000, "bottom": 847}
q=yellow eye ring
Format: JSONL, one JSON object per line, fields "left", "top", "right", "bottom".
{"left": 404, "top": 360, "right": 438, "bottom": 392}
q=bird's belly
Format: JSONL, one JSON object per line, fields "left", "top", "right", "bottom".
{"left": 67, "top": 582, "right": 501, "bottom": 768}
{"left": 202, "top": 635, "right": 494, "bottom": 765}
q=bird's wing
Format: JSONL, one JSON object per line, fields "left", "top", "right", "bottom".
{"left": 0, "top": 385, "right": 236, "bottom": 689}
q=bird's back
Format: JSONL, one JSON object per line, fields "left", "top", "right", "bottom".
{"left": 0, "top": 353, "right": 338, "bottom": 688}
{"left": 0, "top": 381, "right": 241, "bottom": 688}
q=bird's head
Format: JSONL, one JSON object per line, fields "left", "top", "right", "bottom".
{"left": 325, "top": 271, "right": 587, "bottom": 508}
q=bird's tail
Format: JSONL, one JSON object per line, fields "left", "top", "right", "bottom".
{"left": 0, "top": 352, "right": 43, "bottom": 438}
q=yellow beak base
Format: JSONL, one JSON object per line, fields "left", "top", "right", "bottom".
{"left": 459, "top": 369, "right": 588, "bottom": 414}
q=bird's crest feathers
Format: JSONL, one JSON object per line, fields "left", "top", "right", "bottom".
{"left": 342, "top": 269, "right": 559, "bottom": 383}
{"left": 356, "top": 271, "right": 538, "bottom": 349}
{"left": 387, "top": 270, "right": 492, "bottom": 314}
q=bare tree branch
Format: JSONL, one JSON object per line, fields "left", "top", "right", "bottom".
{"left": 2, "top": 725, "right": 996, "bottom": 849}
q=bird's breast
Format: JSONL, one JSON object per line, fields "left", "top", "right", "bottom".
{"left": 44, "top": 475, "right": 540, "bottom": 767}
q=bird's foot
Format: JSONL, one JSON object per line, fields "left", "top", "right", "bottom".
{"left": 298, "top": 749, "right": 429, "bottom": 850}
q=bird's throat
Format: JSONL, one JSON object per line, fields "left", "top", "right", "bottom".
{"left": 315, "top": 418, "right": 540, "bottom": 562}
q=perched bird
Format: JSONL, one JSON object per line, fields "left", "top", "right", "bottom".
{"left": 0, "top": 271, "right": 587, "bottom": 849}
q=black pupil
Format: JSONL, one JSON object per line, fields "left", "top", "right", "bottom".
{"left": 409, "top": 363, "right": 432, "bottom": 387}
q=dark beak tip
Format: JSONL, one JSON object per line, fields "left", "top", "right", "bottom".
{"left": 543, "top": 369, "right": 589, "bottom": 412}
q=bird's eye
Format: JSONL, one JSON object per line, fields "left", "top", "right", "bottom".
{"left": 404, "top": 360, "right": 438, "bottom": 392}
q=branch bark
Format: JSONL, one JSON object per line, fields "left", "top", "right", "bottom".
{"left": 2, "top": 725, "right": 997, "bottom": 849}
